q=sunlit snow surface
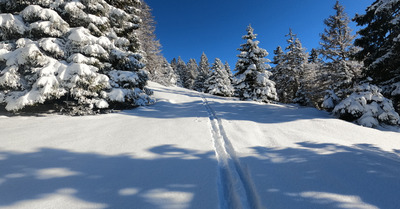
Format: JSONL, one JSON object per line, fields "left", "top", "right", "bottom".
{"left": 0, "top": 82, "right": 399, "bottom": 209}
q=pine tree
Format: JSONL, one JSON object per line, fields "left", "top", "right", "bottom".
{"left": 170, "top": 58, "right": 177, "bottom": 70}
{"left": 184, "top": 58, "right": 198, "bottom": 89}
{"left": 193, "top": 52, "right": 210, "bottom": 92}
{"left": 224, "top": 61, "right": 233, "bottom": 82}
{"left": 272, "top": 29, "right": 308, "bottom": 104}
{"left": 156, "top": 58, "right": 176, "bottom": 86}
{"left": 272, "top": 46, "right": 285, "bottom": 65}
{"left": 137, "top": 1, "right": 167, "bottom": 85}
{"left": 319, "top": 0, "right": 362, "bottom": 109}
{"left": 205, "top": 58, "right": 234, "bottom": 97}
{"left": 233, "top": 25, "right": 278, "bottom": 102}
{"left": 354, "top": 0, "right": 400, "bottom": 113}
{"left": 0, "top": 0, "right": 153, "bottom": 115}
{"left": 308, "top": 48, "right": 322, "bottom": 64}
{"left": 320, "top": 1, "right": 355, "bottom": 62}
{"left": 174, "top": 57, "right": 186, "bottom": 87}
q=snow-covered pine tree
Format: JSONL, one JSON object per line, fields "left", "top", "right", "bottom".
{"left": 320, "top": 1, "right": 355, "bottom": 62}
{"left": 154, "top": 57, "right": 176, "bottom": 86}
{"left": 233, "top": 25, "right": 278, "bottom": 102}
{"left": 137, "top": 1, "right": 168, "bottom": 85}
{"left": 193, "top": 52, "right": 210, "bottom": 92}
{"left": 170, "top": 57, "right": 177, "bottom": 70}
{"left": 319, "top": 1, "right": 362, "bottom": 109}
{"left": 184, "top": 58, "right": 198, "bottom": 89}
{"left": 354, "top": 0, "right": 400, "bottom": 113}
{"left": 304, "top": 48, "right": 323, "bottom": 107}
{"left": 272, "top": 46, "right": 285, "bottom": 66}
{"left": 0, "top": 0, "right": 153, "bottom": 115}
{"left": 224, "top": 61, "right": 233, "bottom": 83}
{"left": 204, "top": 58, "right": 234, "bottom": 97}
{"left": 174, "top": 57, "right": 186, "bottom": 87}
{"left": 272, "top": 29, "right": 308, "bottom": 104}
{"left": 308, "top": 48, "right": 322, "bottom": 64}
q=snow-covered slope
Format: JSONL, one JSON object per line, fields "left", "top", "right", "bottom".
{"left": 0, "top": 82, "right": 399, "bottom": 209}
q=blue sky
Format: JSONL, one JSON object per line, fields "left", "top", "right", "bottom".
{"left": 145, "top": 0, "right": 374, "bottom": 68}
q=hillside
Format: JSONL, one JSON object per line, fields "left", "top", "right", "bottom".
{"left": 0, "top": 81, "right": 399, "bottom": 209}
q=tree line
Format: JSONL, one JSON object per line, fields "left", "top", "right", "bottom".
{"left": 151, "top": 1, "right": 400, "bottom": 127}
{"left": 0, "top": 0, "right": 399, "bottom": 127}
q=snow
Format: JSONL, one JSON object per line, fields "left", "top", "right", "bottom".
{"left": 391, "top": 82, "right": 400, "bottom": 96}
{"left": 107, "top": 88, "right": 126, "bottom": 102}
{"left": 333, "top": 84, "right": 400, "bottom": 127}
{"left": 83, "top": 44, "right": 107, "bottom": 58}
{"left": 67, "top": 53, "right": 99, "bottom": 65}
{"left": 108, "top": 70, "right": 140, "bottom": 86}
{"left": 39, "top": 38, "right": 65, "bottom": 57}
{"left": 1, "top": 82, "right": 399, "bottom": 209}
{"left": 87, "top": 14, "right": 109, "bottom": 26}
{"left": 0, "top": 41, "right": 45, "bottom": 66}
{"left": 0, "top": 14, "right": 26, "bottom": 35}
{"left": 68, "top": 27, "right": 98, "bottom": 44}
{"left": 21, "top": 5, "right": 65, "bottom": 23}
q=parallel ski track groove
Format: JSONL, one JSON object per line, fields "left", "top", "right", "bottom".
{"left": 201, "top": 94, "right": 264, "bottom": 209}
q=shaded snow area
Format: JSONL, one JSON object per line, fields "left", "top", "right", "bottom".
{"left": 1, "top": 82, "right": 400, "bottom": 209}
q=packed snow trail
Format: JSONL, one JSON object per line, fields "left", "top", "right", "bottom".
{"left": 201, "top": 95, "right": 264, "bottom": 209}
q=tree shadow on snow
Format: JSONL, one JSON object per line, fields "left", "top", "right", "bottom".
{"left": 0, "top": 145, "right": 218, "bottom": 209}
{"left": 243, "top": 142, "right": 400, "bottom": 209}
{"left": 1, "top": 143, "right": 399, "bottom": 209}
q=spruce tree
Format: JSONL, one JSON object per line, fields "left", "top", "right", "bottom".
{"left": 0, "top": 0, "right": 153, "bottom": 115}
{"left": 319, "top": 0, "right": 362, "bottom": 109}
{"left": 174, "top": 57, "right": 186, "bottom": 87}
{"left": 272, "top": 46, "right": 285, "bottom": 66}
{"left": 137, "top": 1, "right": 167, "bottom": 85}
{"left": 224, "top": 61, "right": 233, "bottom": 82}
{"left": 193, "top": 52, "right": 210, "bottom": 92}
{"left": 156, "top": 58, "right": 176, "bottom": 86}
{"left": 184, "top": 58, "right": 198, "bottom": 89}
{"left": 272, "top": 29, "right": 308, "bottom": 104}
{"left": 205, "top": 58, "right": 234, "bottom": 97}
{"left": 233, "top": 25, "right": 278, "bottom": 102}
{"left": 170, "top": 58, "right": 177, "bottom": 70}
{"left": 320, "top": 1, "right": 355, "bottom": 62}
{"left": 354, "top": 0, "right": 400, "bottom": 113}
{"left": 308, "top": 48, "right": 322, "bottom": 64}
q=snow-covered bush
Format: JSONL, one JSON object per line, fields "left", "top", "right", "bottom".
{"left": 322, "top": 89, "right": 341, "bottom": 110}
{"left": 0, "top": 0, "right": 153, "bottom": 115}
{"left": 333, "top": 83, "right": 400, "bottom": 127}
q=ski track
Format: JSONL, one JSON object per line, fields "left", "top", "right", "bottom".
{"left": 200, "top": 94, "right": 264, "bottom": 209}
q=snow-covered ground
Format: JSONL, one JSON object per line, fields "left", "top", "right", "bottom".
{"left": 1, "top": 82, "right": 399, "bottom": 209}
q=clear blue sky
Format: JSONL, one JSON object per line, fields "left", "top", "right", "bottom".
{"left": 145, "top": 0, "right": 374, "bottom": 68}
